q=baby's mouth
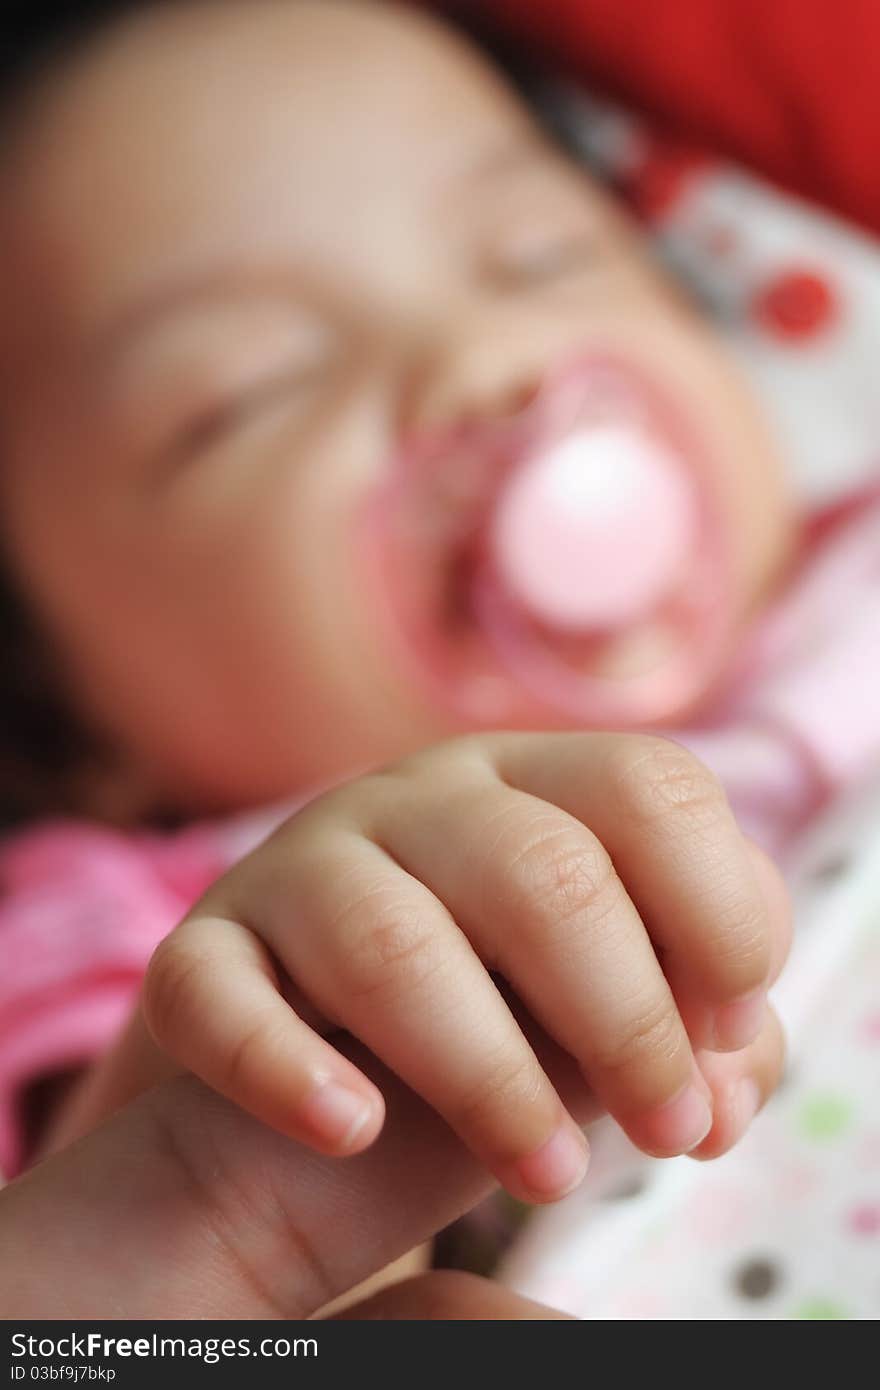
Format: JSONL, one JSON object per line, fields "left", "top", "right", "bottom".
{"left": 356, "top": 355, "right": 734, "bottom": 728}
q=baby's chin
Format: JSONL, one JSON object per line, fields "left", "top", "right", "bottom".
{"left": 353, "top": 350, "right": 782, "bottom": 733}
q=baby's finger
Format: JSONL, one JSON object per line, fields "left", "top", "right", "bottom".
{"left": 690, "top": 1004, "right": 786, "bottom": 1159}
{"left": 743, "top": 839, "right": 792, "bottom": 985}
{"left": 672, "top": 839, "right": 792, "bottom": 1050}
{"left": 220, "top": 824, "right": 589, "bottom": 1203}
{"left": 143, "top": 917, "right": 385, "bottom": 1155}
{"left": 490, "top": 733, "right": 777, "bottom": 1049}
{"left": 363, "top": 767, "right": 712, "bottom": 1157}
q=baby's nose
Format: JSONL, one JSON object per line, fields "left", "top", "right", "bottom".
{"left": 486, "top": 422, "right": 698, "bottom": 632}
{"left": 403, "top": 342, "right": 542, "bottom": 435}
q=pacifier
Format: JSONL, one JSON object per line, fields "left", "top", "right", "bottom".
{"left": 356, "top": 354, "right": 733, "bottom": 727}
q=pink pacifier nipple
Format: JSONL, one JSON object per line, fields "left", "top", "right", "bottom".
{"left": 356, "top": 353, "right": 733, "bottom": 728}
{"left": 487, "top": 423, "right": 698, "bottom": 631}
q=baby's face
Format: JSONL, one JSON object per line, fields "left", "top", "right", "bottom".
{"left": 0, "top": 0, "right": 790, "bottom": 814}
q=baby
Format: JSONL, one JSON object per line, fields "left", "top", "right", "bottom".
{"left": 0, "top": 0, "right": 790, "bottom": 1223}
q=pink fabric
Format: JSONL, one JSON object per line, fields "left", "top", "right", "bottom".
{"left": 678, "top": 484, "right": 880, "bottom": 853}
{"left": 0, "top": 809, "right": 288, "bottom": 1175}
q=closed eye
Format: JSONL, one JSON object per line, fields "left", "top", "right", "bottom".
{"left": 484, "top": 231, "right": 597, "bottom": 292}
{"left": 167, "top": 361, "right": 326, "bottom": 463}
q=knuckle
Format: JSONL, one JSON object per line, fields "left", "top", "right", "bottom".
{"left": 325, "top": 736, "right": 494, "bottom": 831}
{"left": 610, "top": 737, "right": 727, "bottom": 831}
{"left": 219, "top": 1010, "right": 286, "bottom": 1097}
{"left": 450, "top": 1046, "right": 544, "bottom": 1135}
{"left": 503, "top": 822, "right": 619, "bottom": 942}
{"left": 594, "top": 994, "right": 683, "bottom": 1079}
{"left": 143, "top": 930, "right": 205, "bottom": 1045}
{"left": 330, "top": 885, "right": 448, "bottom": 1006}
{"left": 707, "top": 893, "right": 772, "bottom": 988}
{"left": 297, "top": 774, "right": 396, "bottom": 834}
{"left": 386, "top": 733, "right": 494, "bottom": 790}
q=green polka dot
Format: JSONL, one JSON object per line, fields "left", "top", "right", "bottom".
{"left": 792, "top": 1298, "right": 849, "bottom": 1320}
{"left": 797, "top": 1093, "right": 853, "bottom": 1140}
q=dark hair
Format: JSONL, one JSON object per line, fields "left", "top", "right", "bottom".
{"left": 1, "top": 4, "right": 137, "bottom": 120}
{"left": 0, "top": 571, "right": 98, "bottom": 826}
{"left": 0, "top": 3, "right": 159, "bottom": 825}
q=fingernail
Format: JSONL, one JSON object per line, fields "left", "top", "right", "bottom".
{"left": 513, "top": 1124, "right": 589, "bottom": 1201}
{"left": 711, "top": 990, "right": 766, "bottom": 1051}
{"left": 300, "top": 1080, "right": 377, "bottom": 1152}
{"left": 641, "top": 1084, "right": 713, "bottom": 1156}
{"left": 731, "top": 1078, "right": 761, "bottom": 1135}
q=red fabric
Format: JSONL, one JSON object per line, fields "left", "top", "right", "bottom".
{"left": 438, "top": 1, "right": 880, "bottom": 237}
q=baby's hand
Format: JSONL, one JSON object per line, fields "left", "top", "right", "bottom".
{"left": 144, "top": 733, "right": 789, "bottom": 1203}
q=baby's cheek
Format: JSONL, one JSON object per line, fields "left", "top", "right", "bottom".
{"left": 645, "top": 306, "right": 794, "bottom": 610}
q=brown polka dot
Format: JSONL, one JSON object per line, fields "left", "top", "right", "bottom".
{"left": 733, "top": 1256, "right": 782, "bottom": 1299}
{"left": 809, "top": 850, "right": 852, "bottom": 885}
{"left": 603, "top": 1174, "right": 648, "bottom": 1202}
